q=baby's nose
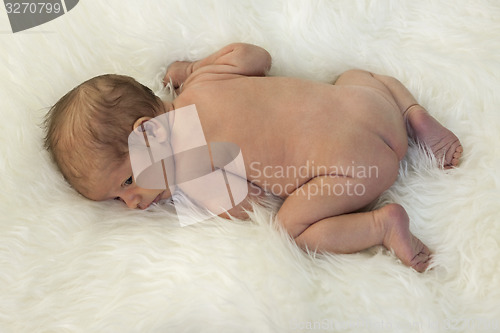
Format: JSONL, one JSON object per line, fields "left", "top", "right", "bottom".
{"left": 123, "top": 194, "right": 141, "bottom": 209}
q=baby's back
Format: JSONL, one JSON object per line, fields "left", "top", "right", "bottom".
{"left": 172, "top": 75, "right": 401, "bottom": 197}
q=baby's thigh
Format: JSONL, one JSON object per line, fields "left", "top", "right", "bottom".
{"left": 277, "top": 174, "right": 386, "bottom": 238}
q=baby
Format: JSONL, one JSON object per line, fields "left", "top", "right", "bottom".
{"left": 44, "top": 43, "right": 462, "bottom": 272}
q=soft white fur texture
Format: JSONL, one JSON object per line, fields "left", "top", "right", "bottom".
{"left": 1, "top": 1, "right": 499, "bottom": 332}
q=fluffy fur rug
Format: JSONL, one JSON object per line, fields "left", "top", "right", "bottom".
{"left": 1, "top": 1, "right": 499, "bottom": 332}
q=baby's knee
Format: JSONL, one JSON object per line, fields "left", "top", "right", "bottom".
{"left": 276, "top": 206, "right": 312, "bottom": 239}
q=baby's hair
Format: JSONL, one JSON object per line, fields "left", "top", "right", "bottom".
{"left": 44, "top": 74, "right": 165, "bottom": 196}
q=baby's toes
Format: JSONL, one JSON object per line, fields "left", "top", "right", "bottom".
{"left": 444, "top": 141, "right": 463, "bottom": 168}
{"left": 411, "top": 244, "right": 431, "bottom": 271}
{"left": 452, "top": 146, "right": 463, "bottom": 166}
{"left": 409, "top": 238, "right": 431, "bottom": 272}
{"left": 411, "top": 252, "right": 431, "bottom": 272}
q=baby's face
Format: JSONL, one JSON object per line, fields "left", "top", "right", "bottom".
{"left": 84, "top": 156, "right": 171, "bottom": 209}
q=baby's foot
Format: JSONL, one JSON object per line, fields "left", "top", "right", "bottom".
{"left": 406, "top": 105, "right": 463, "bottom": 169}
{"left": 375, "top": 204, "right": 431, "bottom": 272}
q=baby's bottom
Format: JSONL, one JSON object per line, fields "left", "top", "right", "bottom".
{"left": 275, "top": 70, "right": 437, "bottom": 272}
{"left": 276, "top": 139, "right": 431, "bottom": 272}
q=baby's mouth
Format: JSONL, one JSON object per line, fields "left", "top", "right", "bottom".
{"left": 152, "top": 191, "right": 164, "bottom": 205}
{"left": 140, "top": 191, "right": 164, "bottom": 210}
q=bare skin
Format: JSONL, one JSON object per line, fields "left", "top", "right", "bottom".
{"left": 89, "top": 43, "right": 462, "bottom": 272}
{"left": 405, "top": 105, "right": 463, "bottom": 168}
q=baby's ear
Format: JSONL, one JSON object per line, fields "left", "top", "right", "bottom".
{"left": 132, "top": 117, "right": 168, "bottom": 143}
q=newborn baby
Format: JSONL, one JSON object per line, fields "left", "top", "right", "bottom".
{"left": 44, "top": 43, "right": 462, "bottom": 272}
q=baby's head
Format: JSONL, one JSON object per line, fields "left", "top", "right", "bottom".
{"left": 44, "top": 74, "right": 168, "bottom": 208}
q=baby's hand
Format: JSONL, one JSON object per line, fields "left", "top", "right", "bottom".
{"left": 163, "top": 61, "right": 192, "bottom": 89}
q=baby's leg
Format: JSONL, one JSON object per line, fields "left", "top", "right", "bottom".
{"left": 336, "top": 70, "right": 463, "bottom": 168}
{"left": 401, "top": 103, "right": 463, "bottom": 169}
{"left": 295, "top": 204, "right": 430, "bottom": 272}
{"left": 277, "top": 176, "right": 431, "bottom": 272}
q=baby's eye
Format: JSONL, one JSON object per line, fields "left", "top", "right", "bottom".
{"left": 124, "top": 176, "right": 133, "bottom": 186}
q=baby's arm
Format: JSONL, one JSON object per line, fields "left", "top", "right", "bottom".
{"left": 164, "top": 43, "right": 272, "bottom": 91}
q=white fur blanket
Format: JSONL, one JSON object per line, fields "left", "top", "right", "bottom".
{"left": 1, "top": 1, "right": 499, "bottom": 332}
